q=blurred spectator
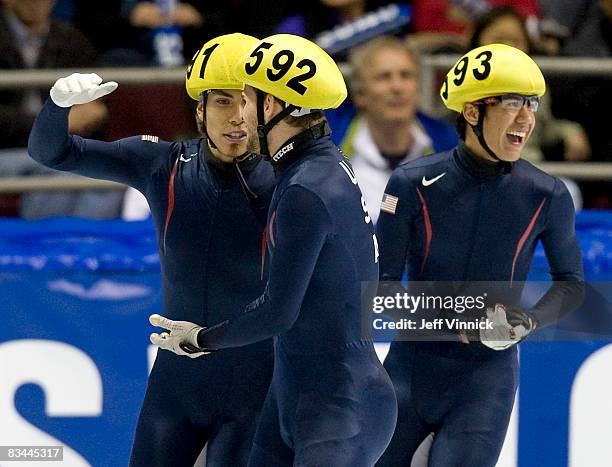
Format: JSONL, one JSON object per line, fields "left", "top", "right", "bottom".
{"left": 277, "top": 0, "right": 384, "bottom": 36}
{"left": 203, "top": 0, "right": 290, "bottom": 38}
{"left": 0, "top": 0, "right": 108, "bottom": 148}
{"left": 539, "top": 0, "right": 612, "bottom": 57}
{"left": 469, "top": 5, "right": 592, "bottom": 163}
{"left": 405, "top": 0, "right": 540, "bottom": 54}
{"left": 55, "top": 1, "right": 149, "bottom": 66}
{"left": 0, "top": 0, "right": 124, "bottom": 218}
{"left": 274, "top": 1, "right": 410, "bottom": 59}
{"left": 410, "top": 0, "right": 539, "bottom": 32}
{"left": 123, "top": 0, "right": 234, "bottom": 65}
{"left": 51, "top": 0, "right": 74, "bottom": 20}
{"left": 538, "top": 1, "right": 612, "bottom": 144}
{"left": 540, "top": 0, "right": 612, "bottom": 207}
{"left": 327, "top": 36, "right": 457, "bottom": 222}
{"left": 0, "top": 148, "right": 125, "bottom": 219}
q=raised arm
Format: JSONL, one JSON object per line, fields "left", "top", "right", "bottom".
{"left": 28, "top": 73, "right": 171, "bottom": 191}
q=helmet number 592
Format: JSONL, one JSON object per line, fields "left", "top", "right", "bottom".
{"left": 245, "top": 42, "right": 273, "bottom": 75}
{"left": 245, "top": 45, "right": 317, "bottom": 96}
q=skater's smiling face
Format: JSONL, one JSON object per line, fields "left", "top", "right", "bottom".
{"left": 463, "top": 96, "right": 537, "bottom": 162}
{"left": 196, "top": 89, "right": 248, "bottom": 162}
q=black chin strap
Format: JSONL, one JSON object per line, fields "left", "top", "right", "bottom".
{"left": 233, "top": 152, "right": 267, "bottom": 212}
{"left": 469, "top": 104, "right": 512, "bottom": 173}
{"left": 255, "top": 89, "right": 301, "bottom": 159}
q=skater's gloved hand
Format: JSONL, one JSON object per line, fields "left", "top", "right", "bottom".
{"left": 50, "top": 73, "right": 118, "bottom": 108}
{"left": 149, "top": 314, "right": 209, "bottom": 358}
{"left": 480, "top": 304, "right": 537, "bottom": 351}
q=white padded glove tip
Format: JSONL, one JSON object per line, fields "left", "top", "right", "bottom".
{"left": 50, "top": 72, "right": 118, "bottom": 108}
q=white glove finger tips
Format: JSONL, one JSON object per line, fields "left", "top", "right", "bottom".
{"left": 55, "top": 79, "right": 70, "bottom": 94}
{"left": 88, "top": 73, "right": 103, "bottom": 85}
{"left": 493, "top": 306, "right": 510, "bottom": 326}
{"left": 101, "top": 81, "right": 118, "bottom": 92}
{"left": 512, "top": 325, "right": 527, "bottom": 340}
{"left": 156, "top": 315, "right": 175, "bottom": 330}
{"left": 66, "top": 76, "right": 83, "bottom": 94}
{"left": 149, "top": 332, "right": 162, "bottom": 345}
{"left": 51, "top": 73, "right": 112, "bottom": 107}
{"left": 481, "top": 306, "right": 517, "bottom": 351}
{"left": 149, "top": 314, "right": 160, "bottom": 326}
{"left": 79, "top": 75, "right": 98, "bottom": 91}
{"left": 93, "top": 82, "right": 119, "bottom": 100}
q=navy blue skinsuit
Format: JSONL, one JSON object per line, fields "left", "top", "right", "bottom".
{"left": 28, "top": 99, "right": 275, "bottom": 467}
{"left": 197, "top": 125, "right": 398, "bottom": 467}
{"left": 375, "top": 142, "right": 584, "bottom": 467}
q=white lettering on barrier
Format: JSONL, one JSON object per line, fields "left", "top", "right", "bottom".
{"left": 0, "top": 339, "right": 103, "bottom": 466}
{"left": 570, "top": 343, "right": 612, "bottom": 467}
{"left": 496, "top": 394, "right": 518, "bottom": 467}
{"left": 1, "top": 338, "right": 607, "bottom": 467}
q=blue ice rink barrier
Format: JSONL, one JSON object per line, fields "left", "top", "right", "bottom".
{"left": 1, "top": 218, "right": 161, "bottom": 466}
{"left": 1, "top": 212, "right": 612, "bottom": 466}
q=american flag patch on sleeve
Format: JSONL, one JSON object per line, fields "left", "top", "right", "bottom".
{"left": 141, "top": 135, "right": 159, "bottom": 143}
{"left": 380, "top": 193, "right": 399, "bottom": 214}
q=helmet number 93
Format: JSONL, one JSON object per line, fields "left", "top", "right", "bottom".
{"left": 441, "top": 50, "right": 493, "bottom": 100}
{"left": 245, "top": 43, "right": 317, "bottom": 96}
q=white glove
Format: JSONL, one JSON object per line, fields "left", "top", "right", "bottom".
{"left": 50, "top": 73, "right": 118, "bottom": 108}
{"left": 149, "top": 314, "right": 209, "bottom": 358}
{"left": 480, "top": 304, "right": 535, "bottom": 351}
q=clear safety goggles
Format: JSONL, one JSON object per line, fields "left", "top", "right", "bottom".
{"left": 479, "top": 94, "right": 540, "bottom": 113}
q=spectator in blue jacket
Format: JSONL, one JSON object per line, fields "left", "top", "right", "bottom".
{"left": 327, "top": 36, "right": 457, "bottom": 222}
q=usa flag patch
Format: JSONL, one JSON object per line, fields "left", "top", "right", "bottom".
{"left": 380, "top": 193, "right": 398, "bottom": 214}
{"left": 141, "top": 135, "right": 159, "bottom": 143}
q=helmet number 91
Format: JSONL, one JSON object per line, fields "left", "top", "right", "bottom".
{"left": 441, "top": 50, "right": 493, "bottom": 100}
{"left": 186, "top": 43, "right": 219, "bottom": 80}
{"left": 245, "top": 44, "right": 317, "bottom": 96}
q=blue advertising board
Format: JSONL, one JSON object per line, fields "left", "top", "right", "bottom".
{"left": 2, "top": 213, "right": 611, "bottom": 466}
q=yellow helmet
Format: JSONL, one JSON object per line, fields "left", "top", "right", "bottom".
{"left": 233, "top": 34, "right": 347, "bottom": 110}
{"left": 185, "top": 33, "right": 259, "bottom": 101}
{"left": 440, "top": 43, "right": 545, "bottom": 112}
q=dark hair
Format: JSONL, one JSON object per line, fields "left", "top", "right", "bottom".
{"left": 284, "top": 111, "right": 325, "bottom": 129}
{"left": 455, "top": 104, "right": 490, "bottom": 140}
{"left": 468, "top": 5, "right": 532, "bottom": 53}
{"left": 455, "top": 113, "right": 468, "bottom": 140}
